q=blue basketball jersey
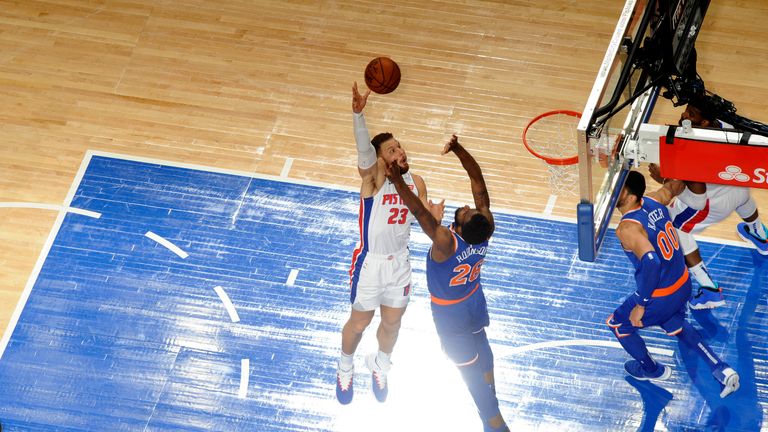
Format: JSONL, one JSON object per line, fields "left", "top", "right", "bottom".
{"left": 621, "top": 197, "right": 688, "bottom": 293}
{"left": 426, "top": 229, "right": 488, "bottom": 304}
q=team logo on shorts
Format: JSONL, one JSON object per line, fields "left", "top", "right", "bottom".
{"left": 403, "top": 284, "right": 411, "bottom": 296}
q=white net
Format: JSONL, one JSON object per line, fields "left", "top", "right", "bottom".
{"left": 546, "top": 163, "right": 579, "bottom": 195}
{"left": 522, "top": 110, "right": 581, "bottom": 196}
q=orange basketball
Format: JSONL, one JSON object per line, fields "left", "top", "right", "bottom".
{"left": 364, "top": 57, "right": 401, "bottom": 94}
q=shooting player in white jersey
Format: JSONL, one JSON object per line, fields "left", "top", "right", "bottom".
{"left": 336, "top": 82, "right": 444, "bottom": 404}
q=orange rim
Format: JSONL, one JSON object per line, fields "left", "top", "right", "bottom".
{"left": 522, "top": 110, "right": 581, "bottom": 166}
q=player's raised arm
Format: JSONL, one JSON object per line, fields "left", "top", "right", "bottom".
{"left": 352, "top": 82, "right": 377, "bottom": 180}
{"left": 385, "top": 161, "right": 453, "bottom": 260}
{"left": 442, "top": 135, "right": 494, "bottom": 233}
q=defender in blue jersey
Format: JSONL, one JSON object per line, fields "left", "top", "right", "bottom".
{"left": 386, "top": 135, "right": 509, "bottom": 432}
{"left": 608, "top": 171, "right": 739, "bottom": 398}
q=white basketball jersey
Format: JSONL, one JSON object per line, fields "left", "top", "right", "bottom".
{"left": 356, "top": 173, "right": 419, "bottom": 255}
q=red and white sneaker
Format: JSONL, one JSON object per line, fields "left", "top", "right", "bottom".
{"left": 336, "top": 364, "right": 354, "bottom": 405}
{"left": 365, "top": 353, "right": 390, "bottom": 402}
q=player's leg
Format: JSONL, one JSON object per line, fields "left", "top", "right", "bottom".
{"left": 337, "top": 307, "right": 375, "bottom": 404}
{"left": 377, "top": 304, "right": 405, "bottom": 354}
{"left": 338, "top": 254, "right": 383, "bottom": 404}
{"left": 364, "top": 304, "right": 406, "bottom": 402}
{"left": 735, "top": 193, "right": 768, "bottom": 254}
{"left": 661, "top": 310, "right": 740, "bottom": 398}
{"left": 432, "top": 301, "right": 506, "bottom": 431}
{"left": 607, "top": 297, "right": 670, "bottom": 380}
{"left": 679, "top": 230, "right": 724, "bottom": 309}
{"left": 473, "top": 329, "right": 508, "bottom": 432}
{"left": 469, "top": 291, "right": 507, "bottom": 431}
{"left": 365, "top": 252, "right": 412, "bottom": 402}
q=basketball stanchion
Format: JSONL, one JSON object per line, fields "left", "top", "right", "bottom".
{"left": 522, "top": 110, "right": 581, "bottom": 195}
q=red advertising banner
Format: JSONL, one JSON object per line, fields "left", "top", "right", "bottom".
{"left": 659, "top": 137, "right": 768, "bottom": 189}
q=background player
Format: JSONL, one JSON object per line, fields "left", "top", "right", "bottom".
{"left": 336, "top": 83, "right": 438, "bottom": 405}
{"left": 607, "top": 171, "right": 739, "bottom": 398}
{"left": 646, "top": 101, "right": 768, "bottom": 309}
{"left": 386, "top": 135, "right": 509, "bottom": 432}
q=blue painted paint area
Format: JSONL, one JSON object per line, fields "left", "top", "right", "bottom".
{"left": 0, "top": 156, "right": 765, "bottom": 431}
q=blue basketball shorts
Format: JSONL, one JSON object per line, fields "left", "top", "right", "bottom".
{"left": 430, "top": 287, "right": 490, "bottom": 366}
{"left": 607, "top": 280, "right": 692, "bottom": 337}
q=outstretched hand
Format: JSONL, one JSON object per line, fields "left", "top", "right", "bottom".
{"left": 384, "top": 159, "right": 403, "bottom": 184}
{"left": 441, "top": 134, "right": 460, "bottom": 155}
{"left": 648, "top": 163, "right": 665, "bottom": 185}
{"left": 427, "top": 199, "right": 445, "bottom": 224}
{"left": 352, "top": 82, "right": 371, "bottom": 113}
{"left": 630, "top": 304, "right": 645, "bottom": 328}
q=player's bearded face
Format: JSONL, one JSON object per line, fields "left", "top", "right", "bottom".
{"left": 380, "top": 139, "right": 409, "bottom": 174}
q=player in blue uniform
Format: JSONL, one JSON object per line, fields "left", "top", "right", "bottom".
{"left": 386, "top": 135, "right": 508, "bottom": 432}
{"left": 607, "top": 170, "right": 740, "bottom": 398}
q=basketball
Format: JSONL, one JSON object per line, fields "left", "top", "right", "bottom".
{"left": 364, "top": 57, "right": 401, "bottom": 94}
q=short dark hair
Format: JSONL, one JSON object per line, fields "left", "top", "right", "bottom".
{"left": 624, "top": 171, "right": 646, "bottom": 202}
{"left": 461, "top": 213, "right": 492, "bottom": 245}
{"left": 687, "top": 98, "right": 719, "bottom": 125}
{"left": 371, "top": 132, "right": 394, "bottom": 154}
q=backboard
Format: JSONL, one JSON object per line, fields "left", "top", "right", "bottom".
{"left": 576, "top": 0, "right": 710, "bottom": 262}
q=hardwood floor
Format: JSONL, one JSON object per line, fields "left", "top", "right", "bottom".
{"left": 1, "top": 0, "right": 766, "bottom": 336}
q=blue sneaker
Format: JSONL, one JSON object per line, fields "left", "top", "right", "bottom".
{"left": 365, "top": 353, "right": 390, "bottom": 402}
{"left": 737, "top": 222, "right": 768, "bottom": 255}
{"left": 624, "top": 360, "right": 672, "bottom": 381}
{"left": 713, "top": 363, "right": 739, "bottom": 398}
{"left": 336, "top": 364, "right": 354, "bottom": 405}
{"left": 689, "top": 286, "right": 725, "bottom": 310}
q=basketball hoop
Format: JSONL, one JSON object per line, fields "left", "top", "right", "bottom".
{"left": 522, "top": 110, "right": 581, "bottom": 195}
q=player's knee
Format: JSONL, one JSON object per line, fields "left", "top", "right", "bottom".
{"left": 345, "top": 314, "right": 374, "bottom": 334}
{"left": 378, "top": 318, "right": 402, "bottom": 336}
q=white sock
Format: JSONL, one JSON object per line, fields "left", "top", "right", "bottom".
{"left": 376, "top": 350, "right": 392, "bottom": 368}
{"left": 748, "top": 219, "right": 767, "bottom": 240}
{"left": 689, "top": 261, "right": 717, "bottom": 289}
{"left": 339, "top": 350, "right": 354, "bottom": 371}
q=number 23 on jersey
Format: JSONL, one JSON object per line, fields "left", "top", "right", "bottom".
{"left": 387, "top": 208, "right": 409, "bottom": 224}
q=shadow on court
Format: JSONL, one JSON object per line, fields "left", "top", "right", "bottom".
{"left": 680, "top": 252, "right": 767, "bottom": 431}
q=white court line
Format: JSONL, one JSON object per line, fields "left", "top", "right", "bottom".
{"left": 0, "top": 152, "right": 97, "bottom": 360}
{"left": 494, "top": 338, "right": 675, "bottom": 359}
{"left": 238, "top": 358, "right": 250, "bottom": 398}
{"left": 213, "top": 286, "right": 241, "bottom": 323}
{"left": 543, "top": 195, "right": 557, "bottom": 217}
{"left": 0, "top": 202, "right": 101, "bottom": 219}
{"left": 145, "top": 231, "right": 189, "bottom": 259}
{"left": 286, "top": 269, "right": 299, "bottom": 286}
{"left": 280, "top": 157, "right": 294, "bottom": 178}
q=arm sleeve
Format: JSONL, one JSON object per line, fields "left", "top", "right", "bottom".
{"left": 633, "top": 251, "right": 661, "bottom": 306}
{"left": 677, "top": 187, "right": 707, "bottom": 211}
{"left": 354, "top": 112, "right": 377, "bottom": 169}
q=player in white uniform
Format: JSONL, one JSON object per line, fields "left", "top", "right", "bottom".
{"left": 647, "top": 102, "right": 768, "bottom": 309}
{"left": 336, "top": 82, "right": 442, "bottom": 405}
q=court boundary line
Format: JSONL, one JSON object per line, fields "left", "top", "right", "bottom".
{"left": 0, "top": 152, "right": 96, "bottom": 360}
{"left": 0, "top": 202, "right": 101, "bottom": 219}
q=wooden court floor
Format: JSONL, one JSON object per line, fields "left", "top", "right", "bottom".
{"left": 1, "top": 0, "right": 767, "bottom": 339}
